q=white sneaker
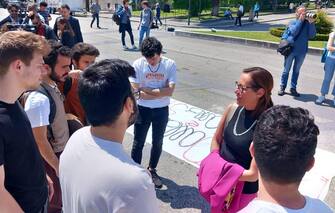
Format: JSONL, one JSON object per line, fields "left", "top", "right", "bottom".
{"left": 123, "top": 45, "right": 129, "bottom": 50}
{"left": 315, "top": 95, "right": 325, "bottom": 104}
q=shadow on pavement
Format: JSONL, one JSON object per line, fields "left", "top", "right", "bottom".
{"left": 156, "top": 177, "right": 210, "bottom": 212}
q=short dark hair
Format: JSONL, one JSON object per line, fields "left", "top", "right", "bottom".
{"left": 140, "top": 37, "right": 162, "bottom": 58}
{"left": 71, "top": 43, "right": 100, "bottom": 63}
{"left": 78, "top": 59, "right": 135, "bottom": 126}
{"left": 253, "top": 105, "right": 319, "bottom": 184}
{"left": 40, "top": 1, "right": 48, "bottom": 7}
{"left": 61, "top": 4, "right": 70, "bottom": 11}
{"left": 7, "top": 4, "right": 19, "bottom": 11}
{"left": 44, "top": 41, "right": 71, "bottom": 76}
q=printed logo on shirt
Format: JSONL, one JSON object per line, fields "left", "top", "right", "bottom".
{"left": 145, "top": 73, "right": 165, "bottom": 80}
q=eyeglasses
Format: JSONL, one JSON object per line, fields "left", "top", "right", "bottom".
{"left": 235, "top": 81, "right": 255, "bottom": 93}
{"left": 132, "top": 90, "right": 140, "bottom": 100}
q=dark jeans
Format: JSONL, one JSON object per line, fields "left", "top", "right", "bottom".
{"left": 235, "top": 16, "right": 242, "bottom": 26}
{"left": 90, "top": 13, "right": 100, "bottom": 27}
{"left": 155, "top": 16, "right": 162, "bottom": 25}
{"left": 131, "top": 106, "right": 169, "bottom": 169}
{"left": 120, "top": 23, "right": 134, "bottom": 46}
{"left": 254, "top": 11, "right": 259, "bottom": 18}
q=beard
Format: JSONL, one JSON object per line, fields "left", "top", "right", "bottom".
{"left": 127, "top": 94, "right": 138, "bottom": 127}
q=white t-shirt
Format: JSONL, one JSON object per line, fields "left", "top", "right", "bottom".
{"left": 239, "top": 196, "right": 333, "bottom": 213}
{"left": 60, "top": 127, "right": 159, "bottom": 213}
{"left": 239, "top": 5, "right": 244, "bottom": 13}
{"left": 130, "top": 56, "right": 177, "bottom": 108}
{"left": 24, "top": 91, "right": 50, "bottom": 128}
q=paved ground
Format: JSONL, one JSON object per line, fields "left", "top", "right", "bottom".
{"left": 1, "top": 8, "right": 335, "bottom": 212}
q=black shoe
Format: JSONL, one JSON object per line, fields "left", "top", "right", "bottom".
{"left": 278, "top": 88, "right": 285, "bottom": 96}
{"left": 97, "top": 26, "right": 101, "bottom": 29}
{"left": 148, "top": 168, "right": 163, "bottom": 188}
{"left": 290, "top": 88, "right": 300, "bottom": 97}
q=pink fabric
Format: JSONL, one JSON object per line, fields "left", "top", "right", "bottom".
{"left": 238, "top": 193, "right": 257, "bottom": 210}
{"left": 198, "top": 150, "right": 247, "bottom": 213}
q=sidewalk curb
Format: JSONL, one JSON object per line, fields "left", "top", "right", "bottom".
{"left": 175, "top": 30, "right": 323, "bottom": 55}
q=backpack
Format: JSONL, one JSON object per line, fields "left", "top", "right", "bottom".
{"left": 112, "top": 13, "right": 120, "bottom": 25}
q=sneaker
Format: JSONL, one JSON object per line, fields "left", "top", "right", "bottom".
{"left": 290, "top": 88, "right": 300, "bottom": 97}
{"left": 123, "top": 45, "right": 129, "bottom": 50}
{"left": 315, "top": 96, "right": 325, "bottom": 104}
{"left": 131, "top": 45, "right": 137, "bottom": 50}
{"left": 148, "top": 168, "right": 163, "bottom": 188}
{"left": 278, "top": 88, "right": 285, "bottom": 96}
{"left": 97, "top": 26, "right": 101, "bottom": 29}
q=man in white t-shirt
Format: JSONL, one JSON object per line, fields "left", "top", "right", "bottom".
{"left": 60, "top": 59, "right": 158, "bottom": 213}
{"left": 239, "top": 106, "right": 333, "bottom": 213}
{"left": 130, "top": 37, "right": 177, "bottom": 189}
{"left": 24, "top": 41, "right": 72, "bottom": 213}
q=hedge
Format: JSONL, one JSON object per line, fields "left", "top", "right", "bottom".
{"left": 269, "top": 27, "right": 329, "bottom": 41}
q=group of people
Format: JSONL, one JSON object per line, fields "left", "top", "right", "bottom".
{"left": 0, "top": 2, "right": 83, "bottom": 48}
{"left": 0, "top": 3, "right": 334, "bottom": 213}
{"left": 115, "top": 0, "right": 162, "bottom": 50}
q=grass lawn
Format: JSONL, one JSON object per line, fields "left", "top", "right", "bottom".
{"left": 132, "top": 9, "right": 189, "bottom": 18}
{"left": 193, "top": 30, "right": 324, "bottom": 48}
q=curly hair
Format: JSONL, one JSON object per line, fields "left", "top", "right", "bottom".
{"left": 253, "top": 105, "right": 319, "bottom": 184}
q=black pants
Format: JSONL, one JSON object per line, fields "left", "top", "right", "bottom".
{"left": 131, "top": 106, "right": 169, "bottom": 169}
{"left": 235, "top": 16, "right": 242, "bottom": 26}
{"left": 120, "top": 23, "right": 134, "bottom": 46}
{"left": 90, "top": 13, "right": 100, "bottom": 27}
{"left": 155, "top": 16, "right": 162, "bottom": 25}
{"left": 254, "top": 11, "right": 259, "bottom": 18}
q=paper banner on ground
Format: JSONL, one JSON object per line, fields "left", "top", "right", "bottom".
{"left": 127, "top": 98, "right": 335, "bottom": 200}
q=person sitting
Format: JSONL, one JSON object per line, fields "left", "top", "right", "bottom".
{"left": 224, "top": 8, "right": 234, "bottom": 20}
{"left": 239, "top": 105, "right": 333, "bottom": 213}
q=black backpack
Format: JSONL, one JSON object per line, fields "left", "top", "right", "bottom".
{"left": 112, "top": 13, "right": 120, "bottom": 25}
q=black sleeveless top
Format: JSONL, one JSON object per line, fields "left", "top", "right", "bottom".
{"left": 220, "top": 106, "right": 258, "bottom": 194}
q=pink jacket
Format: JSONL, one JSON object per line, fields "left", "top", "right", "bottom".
{"left": 198, "top": 150, "right": 245, "bottom": 213}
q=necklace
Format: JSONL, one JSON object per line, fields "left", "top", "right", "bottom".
{"left": 147, "top": 60, "right": 161, "bottom": 73}
{"left": 233, "top": 107, "right": 257, "bottom": 136}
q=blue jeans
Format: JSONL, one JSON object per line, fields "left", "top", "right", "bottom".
{"left": 280, "top": 53, "right": 306, "bottom": 89}
{"left": 131, "top": 106, "right": 169, "bottom": 169}
{"left": 139, "top": 26, "right": 150, "bottom": 47}
{"left": 321, "top": 56, "right": 335, "bottom": 96}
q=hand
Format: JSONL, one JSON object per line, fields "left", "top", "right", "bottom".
{"left": 299, "top": 13, "right": 306, "bottom": 21}
{"left": 68, "top": 69, "right": 82, "bottom": 79}
{"left": 46, "top": 175, "right": 54, "bottom": 201}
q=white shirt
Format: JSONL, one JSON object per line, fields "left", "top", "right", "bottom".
{"left": 130, "top": 56, "right": 177, "bottom": 108}
{"left": 60, "top": 127, "right": 159, "bottom": 213}
{"left": 239, "top": 196, "right": 333, "bottom": 213}
{"left": 24, "top": 91, "right": 50, "bottom": 128}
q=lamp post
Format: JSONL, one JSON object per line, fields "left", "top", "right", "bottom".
{"left": 188, "top": 0, "right": 191, "bottom": 25}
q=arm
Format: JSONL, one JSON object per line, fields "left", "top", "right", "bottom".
{"left": 140, "top": 83, "right": 175, "bottom": 98}
{"left": 0, "top": 166, "right": 24, "bottom": 213}
{"left": 210, "top": 104, "right": 233, "bottom": 152}
{"left": 327, "top": 32, "right": 335, "bottom": 52}
{"left": 287, "top": 20, "right": 304, "bottom": 37}
{"left": 74, "top": 19, "right": 83, "bottom": 42}
{"left": 32, "top": 126, "right": 59, "bottom": 177}
{"left": 308, "top": 22, "right": 316, "bottom": 39}
{"left": 239, "top": 158, "right": 258, "bottom": 182}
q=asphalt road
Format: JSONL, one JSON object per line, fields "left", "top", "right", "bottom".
{"left": 1, "top": 8, "right": 334, "bottom": 212}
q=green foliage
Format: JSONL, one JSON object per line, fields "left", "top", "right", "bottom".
{"left": 315, "top": 10, "right": 334, "bottom": 35}
{"left": 269, "top": 27, "right": 285, "bottom": 37}
{"left": 173, "top": 0, "right": 211, "bottom": 17}
{"left": 269, "top": 26, "right": 329, "bottom": 41}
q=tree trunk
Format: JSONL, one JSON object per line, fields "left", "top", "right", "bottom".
{"left": 211, "top": 0, "right": 220, "bottom": 16}
{"left": 272, "top": 0, "right": 278, "bottom": 12}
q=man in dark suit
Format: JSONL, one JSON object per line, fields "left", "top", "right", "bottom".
{"left": 53, "top": 4, "right": 83, "bottom": 44}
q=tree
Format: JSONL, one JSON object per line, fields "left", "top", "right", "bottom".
{"left": 211, "top": 0, "right": 220, "bottom": 16}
